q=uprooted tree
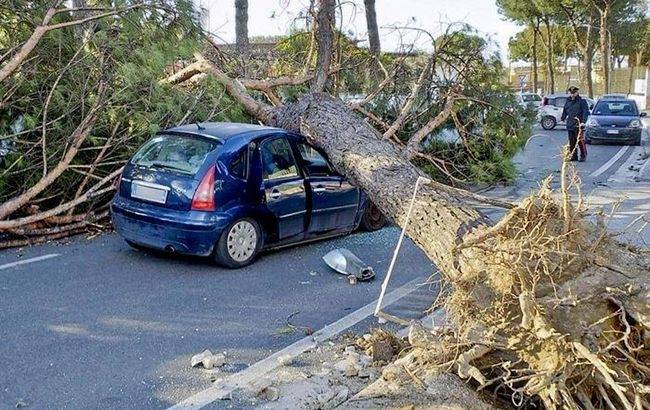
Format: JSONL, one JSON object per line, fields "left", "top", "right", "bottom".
{"left": 162, "top": 1, "right": 648, "bottom": 408}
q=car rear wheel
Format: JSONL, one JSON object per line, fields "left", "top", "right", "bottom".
{"left": 359, "top": 201, "right": 387, "bottom": 231}
{"left": 214, "top": 218, "right": 262, "bottom": 268}
{"left": 541, "top": 116, "right": 556, "bottom": 130}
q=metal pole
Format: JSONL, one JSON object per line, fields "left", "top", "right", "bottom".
{"left": 374, "top": 176, "right": 431, "bottom": 318}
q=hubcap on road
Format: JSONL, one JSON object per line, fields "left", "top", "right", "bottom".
{"left": 227, "top": 221, "right": 257, "bottom": 262}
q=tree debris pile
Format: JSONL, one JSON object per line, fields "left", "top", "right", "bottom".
{"left": 395, "top": 177, "right": 649, "bottom": 409}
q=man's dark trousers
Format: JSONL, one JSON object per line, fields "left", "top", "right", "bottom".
{"left": 567, "top": 128, "right": 586, "bottom": 161}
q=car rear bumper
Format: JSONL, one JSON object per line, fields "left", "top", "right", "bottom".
{"left": 110, "top": 195, "right": 231, "bottom": 256}
{"left": 586, "top": 128, "right": 641, "bottom": 143}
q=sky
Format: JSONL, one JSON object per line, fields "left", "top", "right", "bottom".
{"left": 196, "top": 0, "right": 521, "bottom": 62}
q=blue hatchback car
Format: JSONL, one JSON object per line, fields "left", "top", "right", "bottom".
{"left": 585, "top": 98, "right": 646, "bottom": 146}
{"left": 110, "top": 122, "right": 386, "bottom": 267}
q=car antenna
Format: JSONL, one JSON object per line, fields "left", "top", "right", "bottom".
{"left": 196, "top": 122, "right": 205, "bottom": 130}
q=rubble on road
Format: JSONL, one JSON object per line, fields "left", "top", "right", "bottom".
{"left": 223, "top": 328, "right": 495, "bottom": 409}
{"left": 190, "top": 349, "right": 226, "bottom": 369}
{"left": 355, "top": 328, "right": 406, "bottom": 364}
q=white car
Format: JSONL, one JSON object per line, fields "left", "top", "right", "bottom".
{"left": 517, "top": 92, "right": 542, "bottom": 110}
{"left": 537, "top": 93, "right": 595, "bottom": 130}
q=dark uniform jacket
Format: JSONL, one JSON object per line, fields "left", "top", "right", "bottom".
{"left": 561, "top": 96, "right": 590, "bottom": 131}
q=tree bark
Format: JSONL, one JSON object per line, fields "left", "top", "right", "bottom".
{"left": 542, "top": 17, "right": 555, "bottom": 94}
{"left": 599, "top": 5, "right": 610, "bottom": 94}
{"left": 234, "top": 0, "right": 249, "bottom": 55}
{"left": 311, "top": 0, "right": 335, "bottom": 93}
{"left": 584, "top": 44, "right": 595, "bottom": 97}
{"left": 531, "top": 20, "right": 539, "bottom": 93}
{"left": 363, "top": 0, "right": 381, "bottom": 83}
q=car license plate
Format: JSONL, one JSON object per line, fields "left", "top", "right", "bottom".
{"left": 606, "top": 129, "right": 619, "bottom": 135}
{"left": 131, "top": 181, "right": 169, "bottom": 204}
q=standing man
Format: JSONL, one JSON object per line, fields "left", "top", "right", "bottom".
{"left": 561, "top": 86, "right": 590, "bottom": 162}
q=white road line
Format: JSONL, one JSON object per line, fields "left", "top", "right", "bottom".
{"left": 0, "top": 253, "right": 60, "bottom": 271}
{"left": 589, "top": 145, "right": 630, "bottom": 178}
{"left": 168, "top": 276, "right": 426, "bottom": 409}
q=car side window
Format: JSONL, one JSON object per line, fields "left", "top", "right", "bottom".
{"left": 229, "top": 147, "right": 248, "bottom": 179}
{"left": 555, "top": 97, "right": 567, "bottom": 107}
{"left": 261, "top": 138, "right": 298, "bottom": 180}
{"left": 297, "top": 142, "right": 334, "bottom": 177}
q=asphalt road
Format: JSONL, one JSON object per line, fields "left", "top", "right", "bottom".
{"left": 0, "top": 227, "right": 434, "bottom": 409}
{"left": 501, "top": 121, "right": 648, "bottom": 197}
{"left": 1, "top": 122, "right": 648, "bottom": 409}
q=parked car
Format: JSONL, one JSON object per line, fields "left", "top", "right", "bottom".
{"left": 585, "top": 98, "right": 645, "bottom": 146}
{"left": 600, "top": 93, "right": 627, "bottom": 100}
{"left": 516, "top": 92, "right": 542, "bottom": 110}
{"left": 110, "top": 123, "right": 386, "bottom": 268}
{"left": 538, "top": 93, "right": 595, "bottom": 130}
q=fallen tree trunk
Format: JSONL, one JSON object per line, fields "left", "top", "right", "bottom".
{"left": 271, "top": 93, "right": 482, "bottom": 277}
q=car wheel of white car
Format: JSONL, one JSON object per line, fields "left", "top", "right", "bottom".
{"left": 541, "top": 116, "right": 556, "bottom": 130}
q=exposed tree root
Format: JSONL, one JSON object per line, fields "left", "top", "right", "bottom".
{"left": 400, "top": 167, "right": 649, "bottom": 409}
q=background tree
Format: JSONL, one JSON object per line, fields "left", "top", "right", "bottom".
{"left": 496, "top": 0, "right": 542, "bottom": 92}
{"left": 234, "top": 0, "right": 249, "bottom": 55}
{"left": 363, "top": 0, "right": 381, "bottom": 84}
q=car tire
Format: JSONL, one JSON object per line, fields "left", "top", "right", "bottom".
{"left": 541, "top": 116, "right": 556, "bottom": 130}
{"left": 359, "top": 201, "right": 387, "bottom": 231}
{"left": 214, "top": 217, "right": 262, "bottom": 268}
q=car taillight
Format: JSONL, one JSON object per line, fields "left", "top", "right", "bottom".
{"left": 191, "top": 165, "right": 216, "bottom": 211}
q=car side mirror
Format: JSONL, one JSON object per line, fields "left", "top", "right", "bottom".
{"left": 640, "top": 112, "right": 647, "bottom": 117}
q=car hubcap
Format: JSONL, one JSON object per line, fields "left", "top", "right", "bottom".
{"left": 544, "top": 119, "right": 553, "bottom": 127}
{"left": 227, "top": 221, "right": 257, "bottom": 262}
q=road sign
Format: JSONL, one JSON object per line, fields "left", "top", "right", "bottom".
{"left": 518, "top": 74, "right": 527, "bottom": 86}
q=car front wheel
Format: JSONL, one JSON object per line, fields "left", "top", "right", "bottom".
{"left": 359, "top": 201, "right": 387, "bottom": 231}
{"left": 214, "top": 218, "right": 262, "bottom": 268}
{"left": 541, "top": 116, "right": 556, "bottom": 130}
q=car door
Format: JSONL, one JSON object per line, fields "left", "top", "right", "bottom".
{"left": 294, "top": 141, "right": 360, "bottom": 234}
{"left": 259, "top": 136, "right": 307, "bottom": 241}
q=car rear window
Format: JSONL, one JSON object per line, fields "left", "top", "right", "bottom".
{"left": 131, "top": 134, "right": 218, "bottom": 175}
{"left": 522, "top": 94, "right": 541, "bottom": 102}
{"left": 593, "top": 101, "right": 638, "bottom": 116}
{"left": 554, "top": 97, "right": 567, "bottom": 107}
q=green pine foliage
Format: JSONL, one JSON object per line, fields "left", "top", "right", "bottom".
{"left": 0, "top": 1, "right": 250, "bottom": 206}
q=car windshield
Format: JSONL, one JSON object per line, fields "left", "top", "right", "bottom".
{"left": 522, "top": 94, "right": 541, "bottom": 102}
{"left": 592, "top": 101, "right": 638, "bottom": 116}
{"left": 131, "top": 134, "right": 218, "bottom": 175}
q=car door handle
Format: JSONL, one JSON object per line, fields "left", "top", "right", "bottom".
{"left": 313, "top": 185, "right": 326, "bottom": 193}
{"left": 269, "top": 189, "right": 281, "bottom": 200}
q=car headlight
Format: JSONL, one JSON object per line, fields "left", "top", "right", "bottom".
{"left": 586, "top": 117, "right": 599, "bottom": 127}
{"left": 629, "top": 119, "right": 642, "bottom": 128}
